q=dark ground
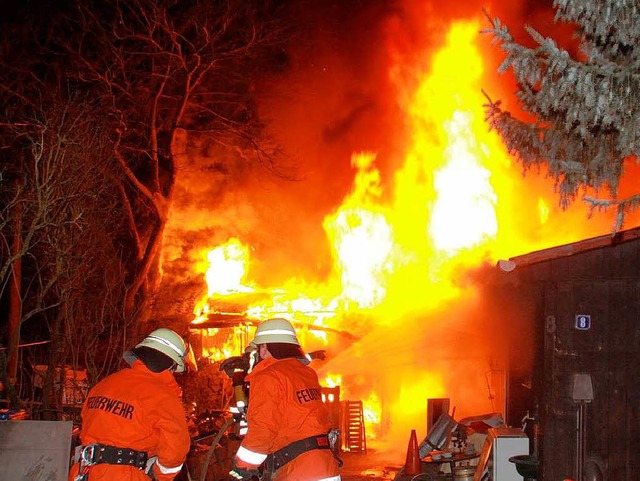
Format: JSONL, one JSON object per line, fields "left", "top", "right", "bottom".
{"left": 340, "top": 450, "right": 402, "bottom": 481}
{"left": 340, "top": 450, "right": 461, "bottom": 481}
{"left": 185, "top": 441, "right": 455, "bottom": 481}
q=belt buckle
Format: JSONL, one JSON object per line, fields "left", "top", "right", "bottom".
{"left": 328, "top": 429, "right": 339, "bottom": 450}
{"left": 81, "top": 444, "right": 98, "bottom": 466}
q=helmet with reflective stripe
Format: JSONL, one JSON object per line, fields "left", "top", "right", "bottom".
{"left": 250, "top": 318, "right": 300, "bottom": 346}
{"left": 135, "top": 328, "right": 191, "bottom": 373}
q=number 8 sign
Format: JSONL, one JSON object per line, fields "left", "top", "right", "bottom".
{"left": 575, "top": 314, "right": 591, "bottom": 330}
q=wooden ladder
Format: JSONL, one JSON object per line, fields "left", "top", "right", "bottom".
{"left": 341, "top": 400, "right": 366, "bottom": 453}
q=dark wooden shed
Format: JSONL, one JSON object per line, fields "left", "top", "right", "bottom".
{"left": 488, "top": 227, "right": 640, "bottom": 481}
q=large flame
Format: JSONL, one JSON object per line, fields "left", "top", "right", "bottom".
{"left": 193, "top": 238, "right": 255, "bottom": 324}
{"left": 186, "top": 15, "right": 629, "bottom": 456}
{"left": 204, "top": 238, "right": 254, "bottom": 296}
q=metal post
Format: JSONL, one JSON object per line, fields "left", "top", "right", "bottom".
{"left": 575, "top": 403, "right": 586, "bottom": 481}
{"left": 571, "top": 374, "right": 594, "bottom": 481}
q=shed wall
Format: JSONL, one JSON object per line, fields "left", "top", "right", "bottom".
{"left": 500, "top": 237, "right": 640, "bottom": 480}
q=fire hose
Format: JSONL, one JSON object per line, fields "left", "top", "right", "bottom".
{"left": 195, "top": 416, "right": 235, "bottom": 481}
{"left": 184, "top": 354, "right": 252, "bottom": 481}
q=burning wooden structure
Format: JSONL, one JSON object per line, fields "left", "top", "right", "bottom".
{"left": 490, "top": 226, "right": 640, "bottom": 480}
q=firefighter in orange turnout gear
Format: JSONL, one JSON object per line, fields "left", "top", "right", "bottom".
{"left": 230, "top": 318, "right": 341, "bottom": 481}
{"left": 69, "top": 328, "right": 195, "bottom": 481}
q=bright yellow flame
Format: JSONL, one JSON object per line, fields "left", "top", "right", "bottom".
{"left": 362, "top": 391, "right": 382, "bottom": 440}
{"left": 324, "top": 153, "right": 394, "bottom": 309}
{"left": 324, "top": 374, "right": 342, "bottom": 388}
{"left": 329, "top": 207, "right": 392, "bottom": 308}
{"left": 200, "top": 326, "right": 252, "bottom": 360}
{"left": 396, "top": 23, "right": 498, "bottom": 257}
{"left": 192, "top": 302, "right": 210, "bottom": 325}
{"left": 538, "top": 198, "right": 550, "bottom": 224}
{"left": 430, "top": 110, "right": 497, "bottom": 252}
{"left": 205, "top": 238, "right": 254, "bottom": 296}
{"left": 192, "top": 238, "right": 256, "bottom": 325}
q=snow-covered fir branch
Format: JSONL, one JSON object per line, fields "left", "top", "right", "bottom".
{"left": 483, "top": 1, "right": 640, "bottom": 228}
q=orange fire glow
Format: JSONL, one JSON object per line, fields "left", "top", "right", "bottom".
{"left": 186, "top": 15, "right": 631, "bottom": 457}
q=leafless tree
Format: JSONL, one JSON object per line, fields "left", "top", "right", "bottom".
{"left": 0, "top": 11, "right": 133, "bottom": 405}
{"left": 59, "top": 0, "right": 288, "bottom": 320}
{"left": 0, "top": 0, "right": 290, "bottom": 411}
{"left": 0, "top": 89, "right": 134, "bottom": 413}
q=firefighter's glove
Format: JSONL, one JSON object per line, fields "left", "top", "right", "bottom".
{"left": 220, "top": 355, "right": 248, "bottom": 378}
{"left": 309, "top": 350, "right": 327, "bottom": 360}
{"left": 229, "top": 460, "right": 259, "bottom": 481}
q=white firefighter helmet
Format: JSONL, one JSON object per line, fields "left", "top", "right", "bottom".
{"left": 250, "top": 318, "right": 300, "bottom": 346}
{"left": 134, "top": 328, "right": 196, "bottom": 373}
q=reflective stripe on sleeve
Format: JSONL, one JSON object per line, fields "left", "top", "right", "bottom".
{"left": 236, "top": 445, "right": 268, "bottom": 465}
{"left": 317, "top": 476, "right": 341, "bottom": 481}
{"left": 156, "top": 459, "right": 183, "bottom": 474}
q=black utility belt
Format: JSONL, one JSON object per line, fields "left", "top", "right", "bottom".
{"left": 76, "top": 443, "right": 148, "bottom": 469}
{"left": 266, "top": 434, "right": 331, "bottom": 472}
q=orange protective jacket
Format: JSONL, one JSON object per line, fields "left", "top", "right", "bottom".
{"left": 235, "top": 357, "right": 341, "bottom": 481}
{"left": 68, "top": 360, "right": 190, "bottom": 481}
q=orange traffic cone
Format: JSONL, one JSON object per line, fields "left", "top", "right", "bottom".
{"left": 404, "top": 429, "right": 422, "bottom": 475}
